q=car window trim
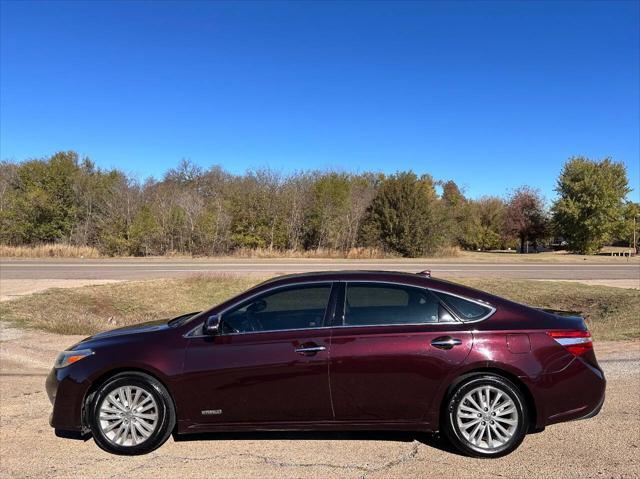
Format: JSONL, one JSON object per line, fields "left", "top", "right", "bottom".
{"left": 184, "top": 279, "right": 496, "bottom": 338}
{"left": 184, "top": 281, "right": 337, "bottom": 338}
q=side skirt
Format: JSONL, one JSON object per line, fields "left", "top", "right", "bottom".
{"left": 178, "top": 420, "right": 434, "bottom": 435}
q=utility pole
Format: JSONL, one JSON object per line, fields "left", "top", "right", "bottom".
{"left": 634, "top": 215, "right": 637, "bottom": 255}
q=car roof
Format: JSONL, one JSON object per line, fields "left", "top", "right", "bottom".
{"left": 254, "top": 270, "right": 504, "bottom": 306}
{"left": 254, "top": 270, "right": 450, "bottom": 290}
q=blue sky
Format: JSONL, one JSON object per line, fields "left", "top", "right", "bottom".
{"left": 1, "top": 0, "right": 638, "bottom": 201}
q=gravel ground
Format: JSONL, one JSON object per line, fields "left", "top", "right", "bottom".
{"left": 0, "top": 325, "right": 638, "bottom": 479}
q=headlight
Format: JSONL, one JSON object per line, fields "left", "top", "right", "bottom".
{"left": 54, "top": 349, "right": 94, "bottom": 369}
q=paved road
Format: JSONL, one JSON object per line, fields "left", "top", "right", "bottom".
{"left": 1, "top": 324, "right": 638, "bottom": 478}
{"left": 1, "top": 258, "right": 639, "bottom": 280}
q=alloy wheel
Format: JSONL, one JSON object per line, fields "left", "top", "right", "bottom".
{"left": 455, "top": 385, "right": 519, "bottom": 452}
{"left": 98, "top": 385, "right": 159, "bottom": 447}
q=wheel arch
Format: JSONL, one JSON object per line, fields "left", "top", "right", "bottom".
{"left": 81, "top": 367, "right": 178, "bottom": 432}
{"left": 440, "top": 368, "right": 539, "bottom": 433}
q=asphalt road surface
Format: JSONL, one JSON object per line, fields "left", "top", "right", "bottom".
{"left": 1, "top": 258, "right": 639, "bottom": 280}
{"left": 0, "top": 324, "right": 638, "bottom": 479}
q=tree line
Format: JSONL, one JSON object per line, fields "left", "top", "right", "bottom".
{"left": 0, "top": 151, "right": 636, "bottom": 256}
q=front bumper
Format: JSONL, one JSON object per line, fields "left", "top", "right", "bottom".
{"left": 45, "top": 368, "right": 59, "bottom": 408}
{"left": 46, "top": 367, "right": 90, "bottom": 432}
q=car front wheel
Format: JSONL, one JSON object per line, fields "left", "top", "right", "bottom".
{"left": 88, "top": 372, "right": 175, "bottom": 455}
{"left": 443, "top": 374, "right": 528, "bottom": 458}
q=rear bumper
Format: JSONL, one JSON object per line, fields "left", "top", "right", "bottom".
{"left": 534, "top": 356, "right": 606, "bottom": 428}
{"left": 575, "top": 388, "right": 605, "bottom": 421}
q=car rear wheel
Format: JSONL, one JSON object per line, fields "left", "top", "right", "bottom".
{"left": 88, "top": 372, "right": 175, "bottom": 455}
{"left": 443, "top": 374, "right": 528, "bottom": 458}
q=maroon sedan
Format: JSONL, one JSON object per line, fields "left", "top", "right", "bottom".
{"left": 46, "top": 271, "right": 605, "bottom": 457}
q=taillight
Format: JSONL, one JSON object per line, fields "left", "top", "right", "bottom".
{"left": 547, "top": 330, "right": 593, "bottom": 356}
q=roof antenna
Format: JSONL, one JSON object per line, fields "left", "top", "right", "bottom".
{"left": 417, "top": 270, "right": 431, "bottom": 277}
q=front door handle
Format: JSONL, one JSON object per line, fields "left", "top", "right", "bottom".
{"left": 431, "top": 336, "right": 462, "bottom": 350}
{"left": 294, "top": 345, "right": 326, "bottom": 355}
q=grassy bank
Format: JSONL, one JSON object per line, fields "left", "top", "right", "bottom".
{"left": 0, "top": 275, "right": 261, "bottom": 335}
{"left": 0, "top": 274, "right": 638, "bottom": 340}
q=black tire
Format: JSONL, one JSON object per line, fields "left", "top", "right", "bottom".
{"left": 442, "top": 374, "right": 528, "bottom": 458}
{"left": 88, "top": 372, "right": 176, "bottom": 455}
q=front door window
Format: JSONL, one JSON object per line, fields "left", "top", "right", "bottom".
{"left": 222, "top": 283, "right": 332, "bottom": 333}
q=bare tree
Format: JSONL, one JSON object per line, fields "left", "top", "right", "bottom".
{"left": 505, "top": 187, "right": 548, "bottom": 253}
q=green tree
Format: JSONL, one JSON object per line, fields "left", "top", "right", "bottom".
{"left": 462, "top": 197, "right": 507, "bottom": 251}
{"left": 0, "top": 161, "right": 19, "bottom": 243}
{"left": 72, "top": 160, "right": 123, "bottom": 246}
{"left": 96, "top": 173, "right": 141, "bottom": 256}
{"left": 552, "top": 157, "right": 631, "bottom": 254}
{"left": 614, "top": 201, "right": 640, "bottom": 250}
{"left": 1, "top": 152, "right": 80, "bottom": 244}
{"left": 305, "top": 173, "right": 351, "bottom": 251}
{"left": 362, "top": 172, "right": 438, "bottom": 256}
{"left": 129, "top": 205, "right": 160, "bottom": 256}
{"left": 4, "top": 150, "right": 633, "bottom": 259}
{"left": 439, "top": 180, "right": 468, "bottom": 247}
{"left": 228, "top": 169, "right": 287, "bottom": 250}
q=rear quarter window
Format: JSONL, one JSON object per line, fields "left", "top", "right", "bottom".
{"left": 434, "top": 291, "right": 493, "bottom": 321}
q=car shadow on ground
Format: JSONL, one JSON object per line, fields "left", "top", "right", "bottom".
{"left": 172, "top": 430, "right": 464, "bottom": 456}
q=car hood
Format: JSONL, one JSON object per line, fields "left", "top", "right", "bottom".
{"left": 82, "top": 319, "right": 170, "bottom": 341}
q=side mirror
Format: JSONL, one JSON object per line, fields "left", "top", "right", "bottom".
{"left": 203, "top": 314, "right": 221, "bottom": 336}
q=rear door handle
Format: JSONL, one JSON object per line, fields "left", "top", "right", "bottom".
{"left": 294, "top": 345, "right": 326, "bottom": 355}
{"left": 431, "top": 336, "right": 462, "bottom": 350}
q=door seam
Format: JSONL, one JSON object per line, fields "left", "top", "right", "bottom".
{"left": 327, "top": 327, "right": 336, "bottom": 420}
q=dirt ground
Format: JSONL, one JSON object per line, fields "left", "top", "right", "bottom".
{"left": 0, "top": 323, "right": 638, "bottom": 479}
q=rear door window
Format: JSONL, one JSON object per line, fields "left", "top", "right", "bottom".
{"left": 343, "top": 283, "right": 442, "bottom": 326}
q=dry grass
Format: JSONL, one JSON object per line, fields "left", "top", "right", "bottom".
{"left": 1, "top": 274, "right": 637, "bottom": 340}
{"left": 231, "top": 246, "right": 459, "bottom": 259}
{"left": 453, "top": 250, "right": 640, "bottom": 263}
{"left": 0, "top": 244, "right": 395, "bottom": 259}
{"left": 228, "top": 247, "right": 396, "bottom": 259}
{"left": 0, "top": 244, "right": 102, "bottom": 258}
{"left": 430, "top": 245, "right": 463, "bottom": 258}
{"left": 2, "top": 243, "right": 637, "bottom": 263}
